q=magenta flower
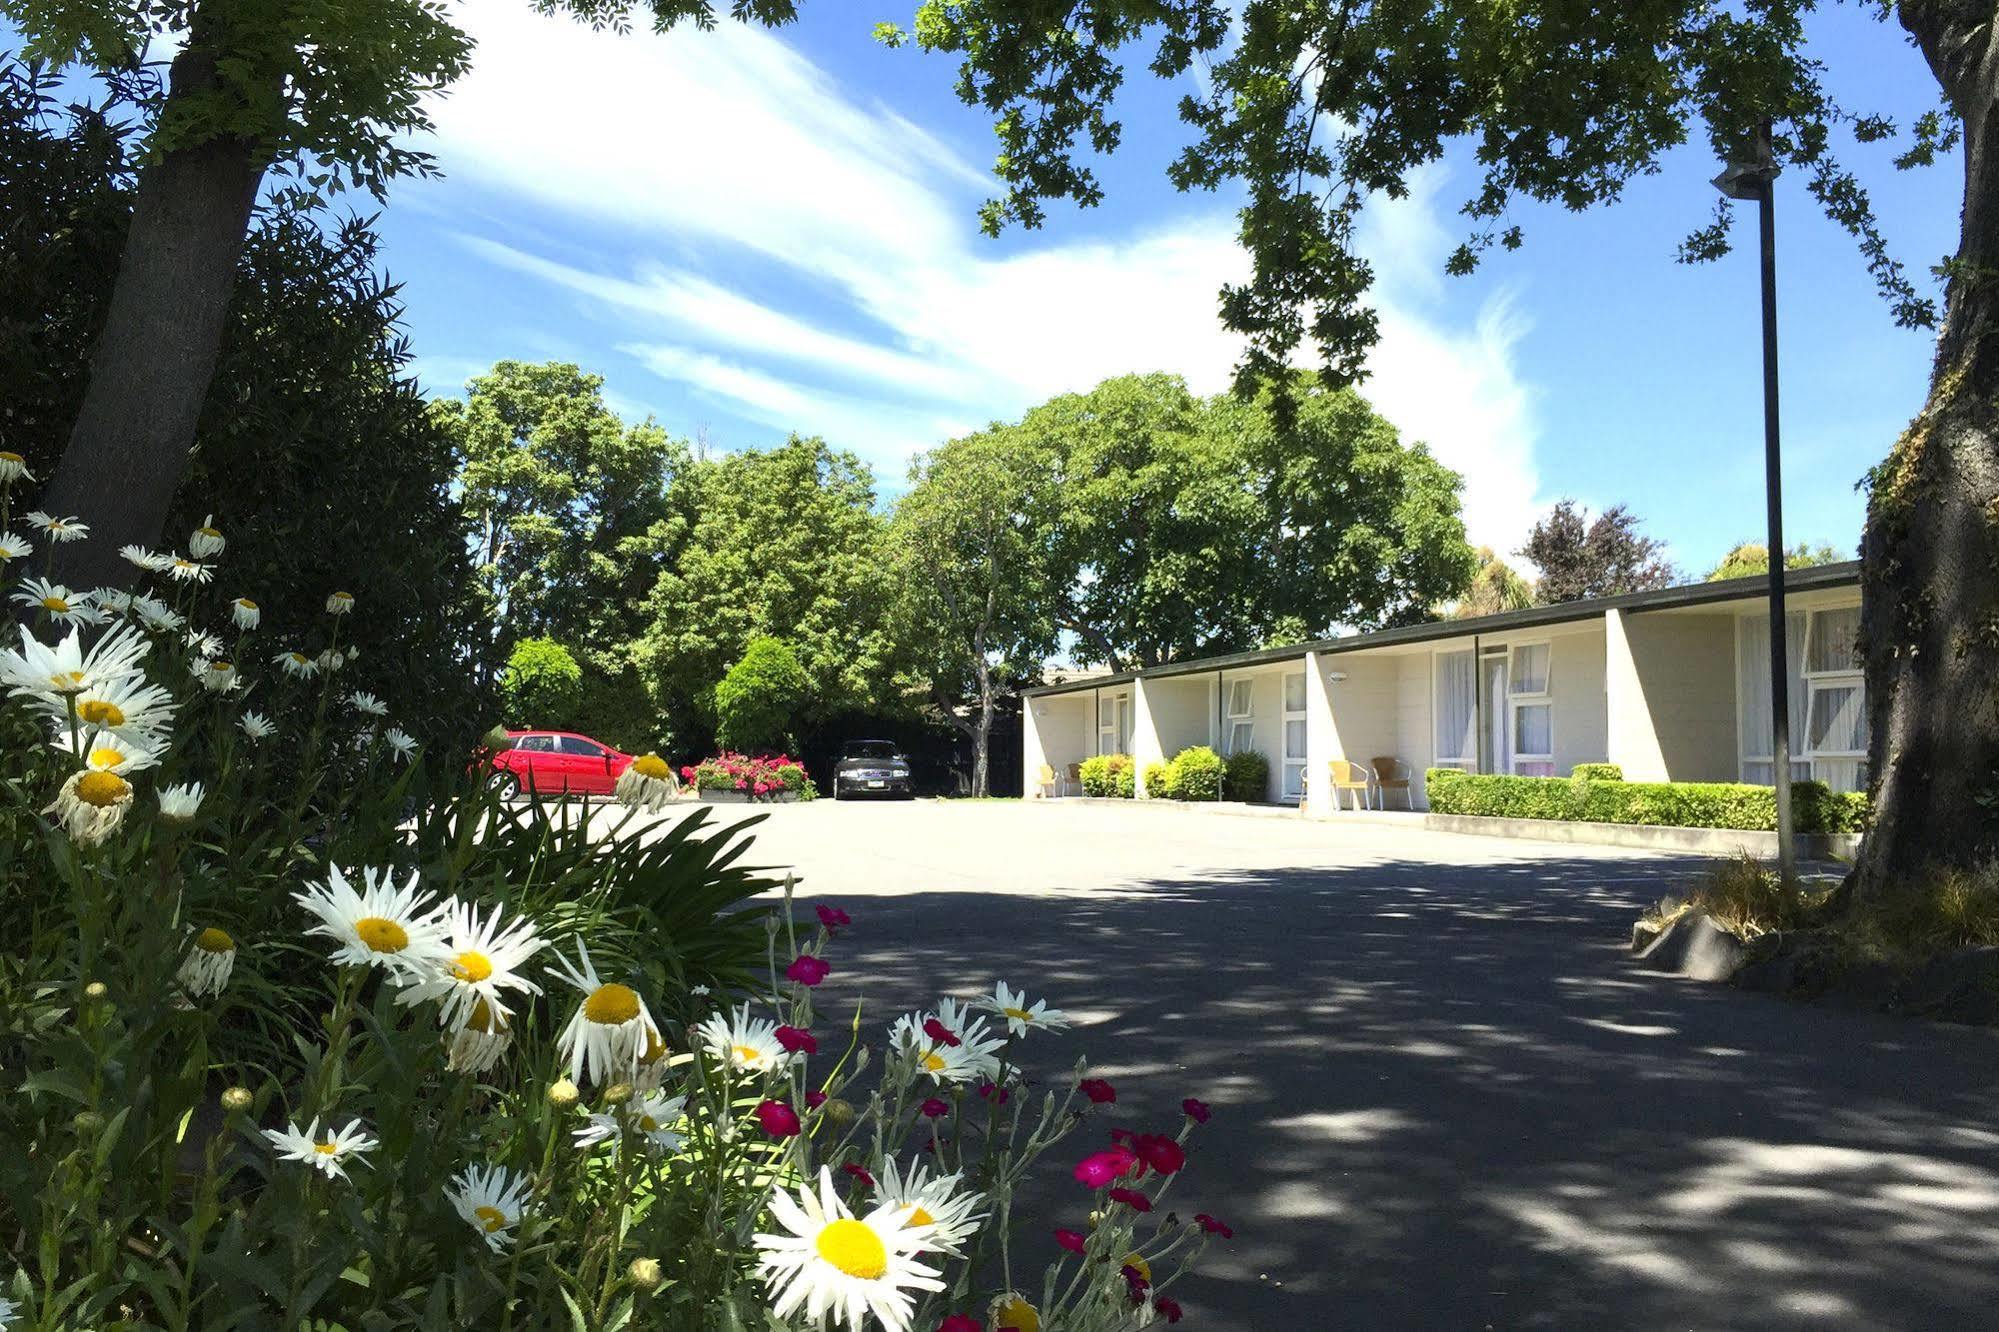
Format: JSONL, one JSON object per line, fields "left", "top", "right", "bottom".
{"left": 816, "top": 903, "right": 852, "bottom": 931}
{"left": 775, "top": 1025, "right": 818, "bottom": 1054}
{"left": 841, "top": 1161, "right": 875, "bottom": 1189}
{"left": 977, "top": 1081, "right": 1010, "bottom": 1105}
{"left": 1131, "top": 1132, "right": 1186, "bottom": 1176}
{"left": 938, "top": 1316, "right": 982, "bottom": 1332}
{"left": 1078, "top": 1077, "right": 1116, "bottom": 1105}
{"left": 1181, "top": 1096, "right": 1212, "bottom": 1124}
{"left": 1194, "top": 1212, "right": 1234, "bottom": 1239}
{"left": 753, "top": 1100, "right": 800, "bottom": 1138}
{"left": 806, "top": 1090, "right": 828, "bottom": 1109}
{"left": 920, "top": 1097, "right": 950, "bottom": 1119}
{"left": 1153, "top": 1295, "right": 1183, "bottom": 1323}
{"left": 1054, "top": 1227, "right": 1087, "bottom": 1254}
{"left": 785, "top": 954, "right": 830, "bottom": 987}
{"left": 1107, "top": 1186, "right": 1151, "bottom": 1212}
{"left": 923, "top": 1017, "right": 962, "bottom": 1048}
{"left": 1073, "top": 1146, "right": 1138, "bottom": 1188}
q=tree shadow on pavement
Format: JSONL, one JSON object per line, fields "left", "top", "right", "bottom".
{"left": 809, "top": 855, "right": 1999, "bottom": 1329}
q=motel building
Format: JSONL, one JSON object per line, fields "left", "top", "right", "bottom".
{"left": 1021, "top": 563, "right": 1867, "bottom": 813}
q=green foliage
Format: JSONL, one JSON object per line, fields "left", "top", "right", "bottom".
{"left": 713, "top": 636, "right": 810, "bottom": 753}
{"left": 1022, "top": 372, "right": 1476, "bottom": 668}
{"left": 1704, "top": 540, "right": 1849, "bottom": 582}
{"left": 1644, "top": 855, "right": 1825, "bottom": 940}
{"left": 1222, "top": 749, "right": 1271, "bottom": 802}
{"left": 1572, "top": 763, "right": 1625, "bottom": 782}
{"left": 641, "top": 435, "right": 904, "bottom": 743}
{"left": 1520, "top": 500, "right": 1676, "bottom": 603}
{"left": 1163, "top": 745, "right": 1224, "bottom": 801}
{"left": 500, "top": 637, "right": 584, "bottom": 729}
{"left": 1078, "top": 753, "right": 1134, "bottom": 798}
{"left": 1426, "top": 769, "right": 1870, "bottom": 834}
{"left": 1450, "top": 546, "right": 1536, "bottom": 618}
{"left": 569, "top": 648, "right": 667, "bottom": 755}
{"left": 1141, "top": 760, "right": 1172, "bottom": 797}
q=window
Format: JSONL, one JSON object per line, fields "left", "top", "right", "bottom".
{"left": 1281, "top": 671, "right": 1307, "bottom": 800}
{"left": 1433, "top": 650, "right": 1476, "bottom": 770}
{"left": 1737, "top": 607, "right": 1866, "bottom": 791}
{"left": 1736, "top": 611, "right": 1810, "bottom": 785}
{"left": 557, "top": 736, "right": 607, "bottom": 757}
{"left": 1507, "top": 643, "right": 1554, "bottom": 777}
{"left": 1224, "top": 678, "right": 1254, "bottom": 755}
{"left": 512, "top": 734, "right": 554, "bottom": 752}
{"left": 1098, "top": 692, "right": 1131, "bottom": 755}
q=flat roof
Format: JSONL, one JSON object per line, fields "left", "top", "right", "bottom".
{"left": 1022, "top": 560, "right": 1860, "bottom": 698}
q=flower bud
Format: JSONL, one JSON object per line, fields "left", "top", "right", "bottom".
{"left": 603, "top": 1081, "right": 634, "bottom": 1106}
{"left": 821, "top": 1097, "right": 857, "bottom": 1127}
{"left": 220, "top": 1086, "right": 253, "bottom": 1114}
{"left": 627, "top": 1257, "right": 663, "bottom": 1291}
{"left": 83, "top": 981, "right": 108, "bottom": 1001}
{"left": 547, "top": 1078, "right": 580, "bottom": 1108}
{"left": 72, "top": 1110, "right": 105, "bottom": 1137}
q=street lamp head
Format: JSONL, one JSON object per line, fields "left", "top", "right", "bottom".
{"left": 1713, "top": 123, "right": 1779, "bottom": 200}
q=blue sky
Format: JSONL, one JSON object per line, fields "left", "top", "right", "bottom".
{"left": 129, "top": 5, "right": 1961, "bottom": 574}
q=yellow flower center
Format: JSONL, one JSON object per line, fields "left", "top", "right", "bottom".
{"left": 813, "top": 1218, "right": 888, "bottom": 1280}
{"left": 467, "top": 997, "right": 506, "bottom": 1034}
{"left": 199, "top": 526, "right": 221, "bottom": 539}
{"left": 355, "top": 917, "right": 410, "bottom": 954}
{"left": 732, "top": 1043, "right": 765, "bottom": 1066}
{"left": 313, "top": 1141, "right": 338, "bottom": 1156}
{"left": 236, "top": 597, "right": 256, "bottom": 609}
{"left": 1003, "top": 1006, "right": 1034, "bottom": 1022}
{"left": 331, "top": 592, "right": 352, "bottom": 603}
{"left": 41, "top": 595, "right": 68, "bottom": 613}
{"left": 583, "top": 983, "right": 640, "bottom": 1025}
{"left": 0, "top": 450, "right": 20, "bottom": 462}
{"left": 922, "top": 1051, "right": 948, "bottom": 1073}
{"left": 78, "top": 699, "right": 125, "bottom": 726}
{"left": 641, "top": 1025, "right": 667, "bottom": 1063}
{"left": 210, "top": 661, "right": 232, "bottom": 673}
{"left": 632, "top": 754, "right": 671, "bottom": 780}
{"left": 76, "top": 771, "right": 129, "bottom": 807}
{"left": 196, "top": 927, "right": 234, "bottom": 953}
{"left": 994, "top": 1297, "right": 1040, "bottom": 1332}
{"left": 1123, "top": 1253, "right": 1151, "bottom": 1282}
{"left": 88, "top": 746, "right": 126, "bottom": 769}
{"left": 50, "top": 669, "right": 86, "bottom": 689}
{"left": 474, "top": 1204, "right": 508, "bottom": 1233}
{"left": 907, "top": 1205, "right": 935, "bottom": 1227}
{"left": 636, "top": 1114, "right": 660, "bottom": 1132}
{"left": 452, "top": 950, "right": 494, "bottom": 983}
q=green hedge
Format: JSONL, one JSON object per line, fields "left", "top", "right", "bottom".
{"left": 1164, "top": 746, "right": 1224, "bottom": 800}
{"left": 1425, "top": 768, "right": 1869, "bottom": 834}
{"left": 1141, "top": 760, "right": 1171, "bottom": 797}
{"left": 1222, "top": 750, "right": 1270, "bottom": 801}
{"left": 1079, "top": 753, "right": 1135, "bottom": 798}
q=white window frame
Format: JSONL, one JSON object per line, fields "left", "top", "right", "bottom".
{"left": 1432, "top": 649, "right": 1477, "bottom": 772}
{"left": 1506, "top": 641, "right": 1555, "bottom": 777}
{"left": 1801, "top": 607, "right": 1865, "bottom": 786}
{"left": 1097, "top": 690, "right": 1132, "bottom": 756}
{"left": 1735, "top": 607, "right": 1866, "bottom": 790}
{"left": 1280, "top": 670, "right": 1307, "bottom": 801}
{"left": 1223, "top": 678, "right": 1255, "bottom": 756}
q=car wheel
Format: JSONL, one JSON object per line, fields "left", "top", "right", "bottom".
{"left": 494, "top": 770, "right": 522, "bottom": 800}
{"left": 831, "top": 782, "right": 843, "bottom": 800}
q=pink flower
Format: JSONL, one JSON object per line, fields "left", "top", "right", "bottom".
{"left": 734, "top": 778, "right": 748, "bottom": 790}
{"left": 1073, "top": 1147, "right": 1138, "bottom": 1188}
{"left": 816, "top": 904, "right": 852, "bottom": 931}
{"left": 923, "top": 1017, "right": 962, "bottom": 1048}
{"left": 1181, "top": 1097, "right": 1212, "bottom": 1124}
{"left": 775, "top": 1025, "right": 818, "bottom": 1054}
{"left": 754, "top": 1100, "right": 800, "bottom": 1138}
{"left": 978, "top": 1082, "right": 1010, "bottom": 1105}
{"left": 1194, "top": 1212, "right": 1233, "bottom": 1239}
{"left": 1153, "top": 1295, "right": 1183, "bottom": 1323}
{"left": 1054, "top": 1228, "right": 1087, "bottom": 1254}
{"left": 806, "top": 1090, "right": 828, "bottom": 1109}
{"left": 1107, "top": 1186, "right": 1151, "bottom": 1212}
{"left": 754, "top": 781, "right": 770, "bottom": 795}
{"left": 920, "top": 1097, "right": 950, "bottom": 1119}
{"left": 938, "top": 1316, "right": 982, "bottom": 1332}
{"left": 841, "top": 1162, "right": 875, "bottom": 1189}
{"left": 1078, "top": 1078, "right": 1116, "bottom": 1104}
{"left": 1131, "top": 1132, "right": 1186, "bottom": 1176}
{"left": 680, "top": 765, "right": 696, "bottom": 781}
{"left": 785, "top": 954, "right": 830, "bottom": 987}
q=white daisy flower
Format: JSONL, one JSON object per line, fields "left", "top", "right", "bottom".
{"left": 0, "top": 621, "right": 148, "bottom": 699}
{"left": 46, "top": 767, "right": 135, "bottom": 845}
{"left": 753, "top": 1167, "right": 944, "bottom": 1332}
{"left": 447, "top": 1164, "right": 530, "bottom": 1252}
{"left": 10, "top": 575, "right": 94, "bottom": 626}
{"left": 292, "top": 865, "right": 452, "bottom": 981}
{"left": 189, "top": 515, "right": 225, "bottom": 559}
{"left": 976, "top": 981, "right": 1071, "bottom": 1037}
{"left": 51, "top": 732, "right": 162, "bottom": 776}
{"left": 61, "top": 673, "right": 177, "bottom": 746}
{"left": 549, "top": 940, "right": 658, "bottom": 1087}
{"left": 697, "top": 1003, "right": 793, "bottom": 1075}
{"left": 26, "top": 511, "right": 88, "bottom": 542}
{"left": 263, "top": 1117, "right": 376, "bottom": 1181}
{"left": 394, "top": 899, "right": 544, "bottom": 1033}
{"left": 177, "top": 926, "right": 236, "bottom": 996}
{"left": 0, "top": 448, "right": 32, "bottom": 482}
{"left": 315, "top": 647, "right": 346, "bottom": 673}
{"left": 384, "top": 727, "right": 418, "bottom": 762}
{"left": 119, "top": 544, "right": 171, "bottom": 572}
{"left": 874, "top": 1159, "right": 987, "bottom": 1257}
{"left": 164, "top": 556, "right": 212, "bottom": 584}
{"left": 350, "top": 691, "right": 388, "bottom": 717}
{"left": 0, "top": 531, "right": 31, "bottom": 560}
{"left": 613, "top": 752, "right": 679, "bottom": 811}
{"left": 197, "top": 659, "right": 238, "bottom": 693}
{"left": 888, "top": 999, "right": 1005, "bottom": 1084}
{"left": 326, "top": 590, "right": 354, "bottom": 615}
{"left": 184, "top": 629, "right": 224, "bottom": 660}
{"left": 0, "top": 1290, "right": 19, "bottom": 1327}
{"left": 90, "top": 587, "right": 135, "bottom": 614}
{"left": 239, "top": 710, "right": 276, "bottom": 741}
{"left": 133, "top": 596, "right": 183, "bottom": 632}
{"left": 230, "top": 597, "right": 260, "bottom": 630}
{"left": 574, "top": 1091, "right": 687, "bottom": 1154}
{"left": 273, "top": 649, "right": 317, "bottom": 678}
{"left": 157, "top": 781, "right": 205, "bottom": 824}
{"left": 446, "top": 1000, "right": 514, "bottom": 1075}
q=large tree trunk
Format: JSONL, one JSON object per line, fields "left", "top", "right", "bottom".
{"left": 1850, "top": 2, "right": 1999, "bottom": 899}
{"left": 37, "top": 37, "right": 272, "bottom": 586}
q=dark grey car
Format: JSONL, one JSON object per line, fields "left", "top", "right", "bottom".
{"left": 831, "top": 740, "right": 913, "bottom": 799}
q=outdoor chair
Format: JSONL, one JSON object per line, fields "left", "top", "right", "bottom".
{"left": 1327, "top": 759, "right": 1374, "bottom": 811}
{"left": 1371, "top": 755, "right": 1413, "bottom": 810}
{"left": 1064, "top": 762, "right": 1083, "bottom": 796}
{"left": 1036, "top": 764, "right": 1059, "bottom": 799}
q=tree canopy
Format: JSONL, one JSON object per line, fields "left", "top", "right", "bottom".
{"left": 1704, "top": 540, "right": 1848, "bottom": 582}
{"left": 1450, "top": 546, "right": 1536, "bottom": 619}
{"left": 1520, "top": 500, "right": 1676, "bottom": 605}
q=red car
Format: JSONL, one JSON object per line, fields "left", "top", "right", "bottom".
{"left": 490, "top": 730, "right": 636, "bottom": 797}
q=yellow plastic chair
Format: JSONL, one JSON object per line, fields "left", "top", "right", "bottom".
{"left": 1035, "top": 764, "right": 1059, "bottom": 798}
{"left": 1371, "top": 756, "right": 1413, "bottom": 810}
{"left": 1328, "top": 759, "right": 1374, "bottom": 811}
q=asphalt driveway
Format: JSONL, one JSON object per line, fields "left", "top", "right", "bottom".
{"left": 674, "top": 799, "right": 1999, "bottom": 1328}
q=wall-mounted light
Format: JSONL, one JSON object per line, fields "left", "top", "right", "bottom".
{"left": 1327, "top": 671, "right": 1348, "bottom": 683}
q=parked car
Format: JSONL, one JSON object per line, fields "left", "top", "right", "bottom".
{"left": 831, "top": 739, "right": 913, "bottom": 799}
{"left": 490, "top": 730, "right": 637, "bottom": 797}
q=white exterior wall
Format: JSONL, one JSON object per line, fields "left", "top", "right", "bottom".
{"left": 1319, "top": 651, "right": 1400, "bottom": 780}
{"left": 1395, "top": 653, "right": 1438, "bottom": 806}
{"left": 1026, "top": 693, "right": 1095, "bottom": 792}
{"left": 1146, "top": 676, "right": 1215, "bottom": 757}
{"left": 1550, "top": 625, "right": 1609, "bottom": 775}
{"left": 1608, "top": 609, "right": 1743, "bottom": 783}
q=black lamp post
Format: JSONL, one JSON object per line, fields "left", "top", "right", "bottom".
{"left": 1713, "top": 120, "right": 1797, "bottom": 881}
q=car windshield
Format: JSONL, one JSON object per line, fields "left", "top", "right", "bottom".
{"left": 845, "top": 741, "right": 899, "bottom": 760}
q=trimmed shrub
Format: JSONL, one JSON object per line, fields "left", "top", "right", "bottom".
{"left": 714, "top": 636, "right": 809, "bottom": 753}
{"left": 1141, "top": 761, "right": 1173, "bottom": 798}
{"left": 1425, "top": 768, "right": 1871, "bottom": 834}
{"left": 1166, "top": 745, "right": 1225, "bottom": 801}
{"left": 1079, "top": 753, "right": 1134, "bottom": 798}
{"left": 500, "top": 637, "right": 583, "bottom": 728}
{"left": 1571, "top": 762, "right": 1623, "bottom": 782}
{"left": 1222, "top": 749, "right": 1271, "bottom": 802}
{"left": 686, "top": 751, "right": 815, "bottom": 800}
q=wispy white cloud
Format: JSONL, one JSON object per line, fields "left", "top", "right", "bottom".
{"left": 429, "top": 2, "right": 1543, "bottom": 549}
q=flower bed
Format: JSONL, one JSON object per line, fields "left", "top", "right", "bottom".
{"left": 1425, "top": 767, "right": 1869, "bottom": 833}
{"left": 683, "top": 750, "right": 816, "bottom": 800}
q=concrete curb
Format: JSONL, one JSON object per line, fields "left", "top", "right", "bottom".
{"left": 1424, "top": 812, "right": 1859, "bottom": 861}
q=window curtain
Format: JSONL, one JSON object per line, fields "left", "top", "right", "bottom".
{"left": 1435, "top": 650, "right": 1475, "bottom": 764}
{"left": 1737, "top": 613, "right": 1808, "bottom": 783}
